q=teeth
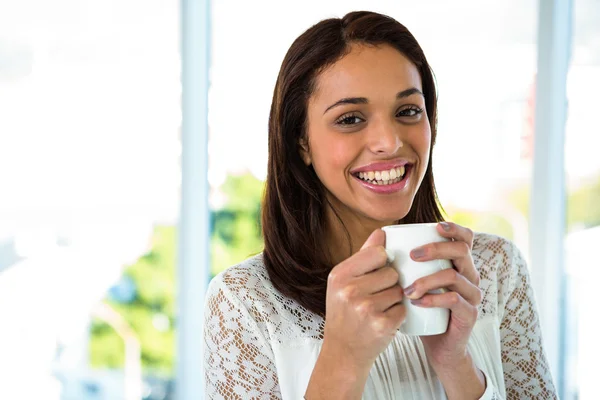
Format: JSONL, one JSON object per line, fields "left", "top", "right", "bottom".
{"left": 355, "top": 165, "right": 408, "bottom": 185}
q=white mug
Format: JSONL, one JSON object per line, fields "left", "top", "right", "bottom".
{"left": 382, "top": 223, "right": 452, "bottom": 336}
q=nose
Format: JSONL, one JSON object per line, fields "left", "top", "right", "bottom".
{"left": 366, "top": 117, "right": 403, "bottom": 155}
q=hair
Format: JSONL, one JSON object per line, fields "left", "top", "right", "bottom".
{"left": 261, "top": 11, "right": 445, "bottom": 317}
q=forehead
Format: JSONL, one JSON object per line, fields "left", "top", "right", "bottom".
{"left": 311, "top": 43, "right": 422, "bottom": 105}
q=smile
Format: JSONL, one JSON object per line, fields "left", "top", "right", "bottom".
{"left": 351, "top": 164, "right": 412, "bottom": 193}
{"left": 355, "top": 165, "right": 406, "bottom": 185}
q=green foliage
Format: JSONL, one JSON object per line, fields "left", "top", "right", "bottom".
{"left": 447, "top": 175, "right": 600, "bottom": 237}
{"left": 567, "top": 176, "right": 600, "bottom": 230}
{"left": 503, "top": 175, "right": 600, "bottom": 233}
{"left": 90, "top": 225, "right": 176, "bottom": 373}
{"left": 90, "top": 173, "right": 266, "bottom": 374}
{"left": 446, "top": 209, "right": 515, "bottom": 240}
{"left": 210, "top": 173, "right": 265, "bottom": 276}
{"left": 89, "top": 171, "right": 599, "bottom": 374}
{"left": 89, "top": 324, "right": 125, "bottom": 367}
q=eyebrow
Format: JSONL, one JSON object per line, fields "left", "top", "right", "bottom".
{"left": 323, "top": 87, "right": 424, "bottom": 114}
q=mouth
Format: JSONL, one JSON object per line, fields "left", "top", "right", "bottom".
{"left": 351, "top": 164, "right": 413, "bottom": 193}
{"left": 352, "top": 164, "right": 410, "bottom": 185}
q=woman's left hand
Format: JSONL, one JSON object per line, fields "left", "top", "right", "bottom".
{"left": 403, "top": 221, "right": 482, "bottom": 368}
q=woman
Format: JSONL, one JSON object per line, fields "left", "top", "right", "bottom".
{"left": 204, "top": 11, "right": 557, "bottom": 400}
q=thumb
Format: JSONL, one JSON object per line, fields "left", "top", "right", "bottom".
{"left": 360, "top": 229, "right": 385, "bottom": 250}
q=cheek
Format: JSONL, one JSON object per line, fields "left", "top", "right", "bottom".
{"left": 311, "top": 133, "right": 359, "bottom": 176}
{"left": 328, "top": 146, "right": 354, "bottom": 171}
{"left": 421, "top": 132, "right": 432, "bottom": 159}
{"left": 415, "top": 127, "right": 432, "bottom": 183}
{"left": 414, "top": 122, "right": 432, "bottom": 159}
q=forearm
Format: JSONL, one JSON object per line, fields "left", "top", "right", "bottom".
{"left": 305, "top": 340, "right": 371, "bottom": 400}
{"left": 433, "top": 353, "right": 486, "bottom": 400}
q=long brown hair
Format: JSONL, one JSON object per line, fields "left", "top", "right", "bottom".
{"left": 262, "top": 11, "right": 444, "bottom": 317}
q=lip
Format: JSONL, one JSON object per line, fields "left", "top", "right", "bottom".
{"left": 350, "top": 159, "right": 412, "bottom": 174}
{"left": 352, "top": 164, "right": 412, "bottom": 194}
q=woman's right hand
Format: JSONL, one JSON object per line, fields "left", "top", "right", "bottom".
{"left": 323, "top": 228, "right": 406, "bottom": 368}
{"left": 305, "top": 229, "right": 405, "bottom": 399}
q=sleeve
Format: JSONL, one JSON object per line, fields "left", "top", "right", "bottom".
{"left": 478, "top": 369, "right": 504, "bottom": 400}
{"left": 204, "top": 277, "right": 282, "bottom": 399}
{"left": 497, "top": 242, "right": 558, "bottom": 399}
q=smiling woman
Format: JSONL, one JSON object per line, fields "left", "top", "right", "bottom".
{"left": 203, "top": 11, "right": 557, "bottom": 400}
{"left": 302, "top": 44, "right": 432, "bottom": 242}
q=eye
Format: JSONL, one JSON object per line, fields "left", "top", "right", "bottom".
{"left": 335, "top": 113, "right": 365, "bottom": 126}
{"left": 396, "top": 106, "right": 424, "bottom": 118}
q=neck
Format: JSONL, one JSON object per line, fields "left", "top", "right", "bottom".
{"left": 324, "top": 199, "right": 395, "bottom": 266}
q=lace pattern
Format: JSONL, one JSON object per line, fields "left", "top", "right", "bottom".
{"left": 204, "top": 233, "right": 557, "bottom": 399}
{"left": 204, "top": 282, "right": 282, "bottom": 398}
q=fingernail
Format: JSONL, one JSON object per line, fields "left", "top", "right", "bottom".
{"left": 385, "top": 249, "right": 395, "bottom": 263}
{"left": 404, "top": 285, "right": 416, "bottom": 297}
{"left": 440, "top": 222, "right": 451, "bottom": 232}
{"left": 410, "top": 298, "right": 424, "bottom": 306}
{"left": 411, "top": 247, "right": 426, "bottom": 259}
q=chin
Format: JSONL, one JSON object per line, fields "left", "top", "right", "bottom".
{"left": 362, "top": 207, "right": 411, "bottom": 225}
{"left": 358, "top": 194, "right": 417, "bottom": 223}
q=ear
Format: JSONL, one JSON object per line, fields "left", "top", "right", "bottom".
{"left": 299, "top": 137, "right": 312, "bottom": 166}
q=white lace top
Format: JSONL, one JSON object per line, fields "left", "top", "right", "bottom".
{"left": 203, "top": 233, "right": 557, "bottom": 399}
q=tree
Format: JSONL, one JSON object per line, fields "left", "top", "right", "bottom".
{"left": 566, "top": 176, "right": 600, "bottom": 230}
{"left": 90, "top": 172, "right": 266, "bottom": 373}
{"left": 210, "top": 173, "right": 265, "bottom": 276}
{"left": 506, "top": 174, "right": 600, "bottom": 232}
{"left": 90, "top": 225, "right": 176, "bottom": 374}
{"left": 90, "top": 171, "right": 599, "bottom": 372}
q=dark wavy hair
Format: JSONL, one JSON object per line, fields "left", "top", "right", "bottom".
{"left": 262, "top": 11, "right": 445, "bottom": 317}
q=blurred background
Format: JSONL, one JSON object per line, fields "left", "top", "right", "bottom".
{"left": 0, "top": 0, "right": 598, "bottom": 399}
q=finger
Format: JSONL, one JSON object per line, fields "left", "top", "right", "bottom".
{"left": 330, "top": 245, "right": 388, "bottom": 283}
{"left": 404, "top": 268, "right": 482, "bottom": 306}
{"left": 357, "top": 266, "right": 400, "bottom": 295}
{"left": 410, "top": 291, "right": 478, "bottom": 324}
{"left": 410, "top": 240, "right": 479, "bottom": 286}
{"left": 359, "top": 285, "right": 403, "bottom": 314}
{"left": 376, "top": 302, "right": 406, "bottom": 332}
{"left": 343, "top": 228, "right": 387, "bottom": 277}
{"left": 436, "top": 222, "right": 474, "bottom": 248}
{"left": 410, "top": 240, "right": 469, "bottom": 262}
{"left": 361, "top": 229, "right": 385, "bottom": 250}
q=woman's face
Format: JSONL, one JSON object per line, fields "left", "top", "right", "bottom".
{"left": 304, "top": 43, "right": 431, "bottom": 226}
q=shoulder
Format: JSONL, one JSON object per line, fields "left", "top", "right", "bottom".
{"left": 206, "top": 253, "right": 274, "bottom": 305}
{"left": 206, "top": 253, "right": 325, "bottom": 343}
{"left": 472, "top": 232, "right": 524, "bottom": 276}
{"left": 205, "top": 254, "right": 281, "bottom": 340}
{"left": 471, "top": 232, "right": 528, "bottom": 318}
{"left": 206, "top": 254, "right": 299, "bottom": 324}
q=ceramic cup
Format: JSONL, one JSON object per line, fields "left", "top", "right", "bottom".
{"left": 382, "top": 223, "right": 452, "bottom": 336}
